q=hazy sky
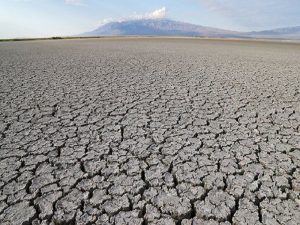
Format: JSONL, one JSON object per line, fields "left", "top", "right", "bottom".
{"left": 1, "top": 0, "right": 300, "bottom": 38}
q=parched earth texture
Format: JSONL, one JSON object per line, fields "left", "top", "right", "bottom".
{"left": 0, "top": 38, "right": 300, "bottom": 225}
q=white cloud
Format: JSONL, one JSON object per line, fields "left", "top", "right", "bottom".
{"left": 133, "top": 7, "right": 167, "bottom": 20}
{"left": 64, "top": 0, "right": 84, "bottom": 5}
{"left": 97, "top": 7, "right": 167, "bottom": 27}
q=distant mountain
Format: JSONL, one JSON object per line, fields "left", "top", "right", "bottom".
{"left": 82, "top": 19, "right": 242, "bottom": 37}
{"left": 247, "top": 26, "right": 300, "bottom": 39}
{"left": 81, "top": 19, "right": 300, "bottom": 39}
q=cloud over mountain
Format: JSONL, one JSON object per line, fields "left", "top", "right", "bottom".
{"left": 97, "top": 7, "right": 167, "bottom": 27}
{"left": 142, "top": 7, "right": 166, "bottom": 19}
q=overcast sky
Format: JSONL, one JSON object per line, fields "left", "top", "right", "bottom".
{"left": 1, "top": 0, "right": 300, "bottom": 38}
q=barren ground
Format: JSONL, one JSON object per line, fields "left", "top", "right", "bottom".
{"left": 0, "top": 38, "right": 300, "bottom": 225}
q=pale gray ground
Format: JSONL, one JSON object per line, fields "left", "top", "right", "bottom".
{"left": 0, "top": 38, "right": 300, "bottom": 225}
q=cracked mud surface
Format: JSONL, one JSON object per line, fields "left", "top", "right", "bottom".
{"left": 0, "top": 38, "right": 300, "bottom": 225}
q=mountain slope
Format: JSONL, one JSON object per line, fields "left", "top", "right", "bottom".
{"left": 82, "top": 19, "right": 242, "bottom": 37}
{"left": 81, "top": 18, "right": 300, "bottom": 39}
{"left": 247, "top": 26, "right": 300, "bottom": 39}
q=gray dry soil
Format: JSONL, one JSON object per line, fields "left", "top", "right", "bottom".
{"left": 0, "top": 38, "right": 300, "bottom": 225}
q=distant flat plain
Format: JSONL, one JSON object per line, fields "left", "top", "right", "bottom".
{"left": 0, "top": 38, "right": 299, "bottom": 225}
